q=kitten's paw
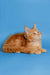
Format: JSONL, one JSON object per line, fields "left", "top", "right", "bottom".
{"left": 16, "top": 51, "right": 20, "bottom": 53}
{"left": 41, "top": 49, "right": 46, "bottom": 53}
{"left": 34, "top": 50, "right": 41, "bottom": 54}
{"left": 26, "top": 51, "right": 32, "bottom": 54}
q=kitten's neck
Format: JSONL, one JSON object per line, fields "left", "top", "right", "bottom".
{"left": 26, "top": 39, "right": 41, "bottom": 42}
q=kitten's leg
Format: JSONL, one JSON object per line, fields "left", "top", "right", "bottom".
{"left": 16, "top": 51, "right": 20, "bottom": 53}
{"left": 25, "top": 48, "right": 41, "bottom": 54}
{"left": 15, "top": 49, "right": 20, "bottom": 53}
{"left": 41, "top": 49, "right": 46, "bottom": 53}
{"left": 31, "top": 48, "right": 41, "bottom": 54}
{"left": 34, "top": 50, "right": 41, "bottom": 54}
{"left": 24, "top": 48, "right": 34, "bottom": 54}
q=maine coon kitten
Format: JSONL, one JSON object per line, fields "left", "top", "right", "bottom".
{"left": 3, "top": 23, "right": 46, "bottom": 54}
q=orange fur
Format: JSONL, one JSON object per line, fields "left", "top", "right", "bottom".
{"left": 2, "top": 23, "right": 46, "bottom": 54}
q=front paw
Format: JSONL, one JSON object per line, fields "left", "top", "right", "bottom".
{"left": 34, "top": 50, "right": 41, "bottom": 54}
{"left": 41, "top": 49, "right": 46, "bottom": 53}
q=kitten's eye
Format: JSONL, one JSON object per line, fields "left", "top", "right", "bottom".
{"left": 33, "top": 33, "right": 36, "bottom": 35}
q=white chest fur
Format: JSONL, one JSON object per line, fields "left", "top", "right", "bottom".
{"left": 33, "top": 41, "right": 40, "bottom": 46}
{"left": 27, "top": 41, "right": 40, "bottom": 47}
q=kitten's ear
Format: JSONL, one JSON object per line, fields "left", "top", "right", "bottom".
{"left": 33, "top": 23, "right": 36, "bottom": 29}
{"left": 24, "top": 25, "right": 31, "bottom": 35}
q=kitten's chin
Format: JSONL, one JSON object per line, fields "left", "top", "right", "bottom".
{"left": 34, "top": 35, "right": 42, "bottom": 40}
{"left": 34, "top": 38, "right": 41, "bottom": 41}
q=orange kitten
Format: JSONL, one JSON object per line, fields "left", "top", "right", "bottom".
{"left": 2, "top": 23, "right": 46, "bottom": 54}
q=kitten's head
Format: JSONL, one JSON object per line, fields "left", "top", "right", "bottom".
{"left": 24, "top": 23, "right": 42, "bottom": 41}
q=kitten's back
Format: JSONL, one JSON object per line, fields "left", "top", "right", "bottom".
{"left": 4, "top": 33, "right": 26, "bottom": 46}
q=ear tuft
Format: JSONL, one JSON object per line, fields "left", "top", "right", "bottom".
{"left": 32, "top": 23, "right": 36, "bottom": 29}
{"left": 34, "top": 23, "right": 36, "bottom": 28}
